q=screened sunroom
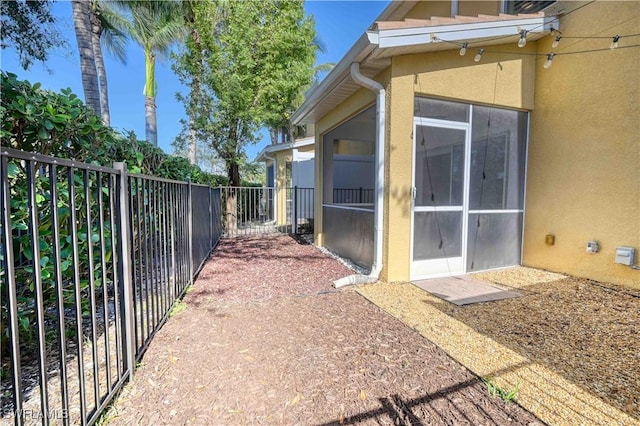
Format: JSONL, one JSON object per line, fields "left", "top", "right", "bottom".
{"left": 321, "top": 105, "right": 377, "bottom": 268}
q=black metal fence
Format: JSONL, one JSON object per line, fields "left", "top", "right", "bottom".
{"left": 221, "top": 186, "right": 275, "bottom": 237}
{"left": 1, "top": 148, "right": 222, "bottom": 425}
{"left": 287, "top": 187, "right": 314, "bottom": 234}
{"left": 221, "top": 186, "right": 314, "bottom": 236}
{"left": 333, "top": 188, "right": 375, "bottom": 204}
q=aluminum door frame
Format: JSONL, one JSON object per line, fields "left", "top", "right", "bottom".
{"left": 410, "top": 117, "right": 472, "bottom": 280}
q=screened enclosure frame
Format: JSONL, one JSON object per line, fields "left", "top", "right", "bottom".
{"left": 410, "top": 97, "right": 529, "bottom": 279}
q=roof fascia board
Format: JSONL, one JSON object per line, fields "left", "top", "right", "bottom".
{"left": 255, "top": 137, "right": 315, "bottom": 162}
{"left": 375, "top": 16, "right": 554, "bottom": 49}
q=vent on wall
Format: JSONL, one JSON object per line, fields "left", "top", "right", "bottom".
{"left": 504, "top": 0, "right": 557, "bottom": 14}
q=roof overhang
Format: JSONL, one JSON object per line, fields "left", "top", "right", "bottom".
{"left": 292, "top": 12, "right": 556, "bottom": 125}
{"left": 254, "top": 136, "right": 315, "bottom": 162}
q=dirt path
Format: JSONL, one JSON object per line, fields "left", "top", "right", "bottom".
{"left": 106, "top": 235, "right": 540, "bottom": 425}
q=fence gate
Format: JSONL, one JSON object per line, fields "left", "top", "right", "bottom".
{"left": 221, "top": 186, "right": 314, "bottom": 237}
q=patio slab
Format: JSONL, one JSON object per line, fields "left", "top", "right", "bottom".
{"left": 413, "top": 274, "right": 523, "bottom": 305}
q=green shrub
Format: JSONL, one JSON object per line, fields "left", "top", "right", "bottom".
{"left": 0, "top": 72, "right": 223, "bottom": 364}
{"left": 0, "top": 71, "right": 222, "bottom": 184}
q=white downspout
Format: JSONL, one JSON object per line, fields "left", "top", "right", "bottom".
{"left": 334, "top": 62, "right": 385, "bottom": 287}
{"left": 264, "top": 152, "right": 277, "bottom": 223}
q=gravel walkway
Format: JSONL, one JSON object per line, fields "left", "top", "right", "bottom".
{"left": 105, "top": 235, "right": 540, "bottom": 425}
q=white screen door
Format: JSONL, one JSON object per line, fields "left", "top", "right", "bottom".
{"left": 411, "top": 119, "right": 469, "bottom": 279}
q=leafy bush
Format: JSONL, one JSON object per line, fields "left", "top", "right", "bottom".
{"left": 0, "top": 71, "right": 222, "bottom": 184}
{"left": 0, "top": 72, "right": 224, "bottom": 362}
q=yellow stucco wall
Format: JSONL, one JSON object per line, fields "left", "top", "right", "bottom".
{"left": 404, "top": 1, "right": 502, "bottom": 20}
{"left": 297, "top": 143, "right": 314, "bottom": 154}
{"left": 523, "top": 1, "right": 640, "bottom": 289}
{"left": 274, "top": 150, "right": 291, "bottom": 226}
{"left": 404, "top": 1, "right": 451, "bottom": 19}
{"left": 458, "top": 1, "right": 500, "bottom": 16}
{"left": 384, "top": 46, "right": 537, "bottom": 282}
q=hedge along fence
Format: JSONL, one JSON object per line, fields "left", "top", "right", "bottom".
{"left": 0, "top": 72, "right": 224, "bottom": 423}
{"left": 0, "top": 71, "right": 227, "bottom": 185}
{"left": 1, "top": 147, "right": 224, "bottom": 424}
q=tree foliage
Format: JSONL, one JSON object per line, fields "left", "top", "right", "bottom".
{"left": 0, "top": 72, "right": 227, "bottom": 360}
{"left": 174, "top": 0, "right": 316, "bottom": 185}
{"left": 0, "top": 0, "right": 66, "bottom": 70}
{"left": 0, "top": 71, "right": 224, "bottom": 184}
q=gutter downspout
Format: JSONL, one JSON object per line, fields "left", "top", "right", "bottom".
{"left": 263, "top": 152, "right": 277, "bottom": 224}
{"left": 334, "top": 62, "right": 385, "bottom": 287}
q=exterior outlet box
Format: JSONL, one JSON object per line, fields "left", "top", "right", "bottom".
{"left": 586, "top": 240, "right": 599, "bottom": 253}
{"left": 615, "top": 247, "right": 635, "bottom": 266}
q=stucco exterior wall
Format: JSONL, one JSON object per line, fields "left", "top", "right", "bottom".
{"left": 404, "top": 1, "right": 502, "bottom": 21}
{"left": 404, "top": 1, "right": 451, "bottom": 19}
{"left": 275, "top": 150, "right": 291, "bottom": 226}
{"left": 458, "top": 1, "right": 500, "bottom": 17}
{"left": 297, "top": 144, "right": 314, "bottom": 154}
{"left": 523, "top": 1, "right": 640, "bottom": 289}
{"left": 384, "top": 46, "right": 537, "bottom": 282}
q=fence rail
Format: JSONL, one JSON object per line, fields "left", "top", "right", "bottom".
{"left": 287, "top": 187, "right": 314, "bottom": 234}
{"left": 1, "top": 148, "right": 222, "bottom": 425}
{"left": 221, "top": 186, "right": 314, "bottom": 236}
{"left": 333, "top": 188, "right": 375, "bottom": 204}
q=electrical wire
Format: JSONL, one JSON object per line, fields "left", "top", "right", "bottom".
{"left": 474, "top": 43, "right": 640, "bottom": 58}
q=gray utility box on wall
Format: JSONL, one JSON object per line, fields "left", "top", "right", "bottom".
{"left": 614, "top": 247, "right": 635, "bottom": 266}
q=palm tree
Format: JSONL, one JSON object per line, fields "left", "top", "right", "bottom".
{"left": 179, "top": 0, "right": 227, "bottom": 164}
{"left": 71, "top": 0, "right": 101, "bottom": 116}
{"left": 108, "top": 1, "right": 187, "bottom": 146}
{"left": 90, "top": 1, "right": 127, "bottom": 126}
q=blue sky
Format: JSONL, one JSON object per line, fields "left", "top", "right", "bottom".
{"left": 0, "top": 0, "right": 390, "bottom": 162}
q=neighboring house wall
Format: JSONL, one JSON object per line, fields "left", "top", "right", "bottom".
{"left": 275, "top": 150, "right": 292, "bottom": 226}
{"left": 291, "top": 151, "right": 314, "bottom": 189}
{"left": 524, "top": 1, "right": 640, "bottom": 289}
{"left": 267, "top": 143, "right": 315, "bottom": 226}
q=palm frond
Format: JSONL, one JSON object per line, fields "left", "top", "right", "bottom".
{"left": 97, "top": 2, "right": 129, "bottom": 63}
{"left": 313, "top": 35, "right": 328, "bottom": 54}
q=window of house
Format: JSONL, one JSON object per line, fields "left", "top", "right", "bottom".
{"left": 503, "top": 0, "right": 556, "bottom": 14}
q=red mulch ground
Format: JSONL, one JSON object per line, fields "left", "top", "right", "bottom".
{"left": 106, "top": 235, "right": 541, "bottom": 425}
{"left": 189, "top": 235, "right": 351, "bottom": 304}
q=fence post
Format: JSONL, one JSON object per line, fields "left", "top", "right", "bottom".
{"left": 293, "top": 186, "right": 298, "bottom": 234}
{"left": 113, "top": 162, "right": 136, "bottom": 379}
{"left": 1, "top": 152, "right": 26, "bottom": 422}
{"left": 188, "top": 179, "right": 194, "bottom": 284}
{"left": 208, "top": 186, "right": 213, "bottom": 249}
